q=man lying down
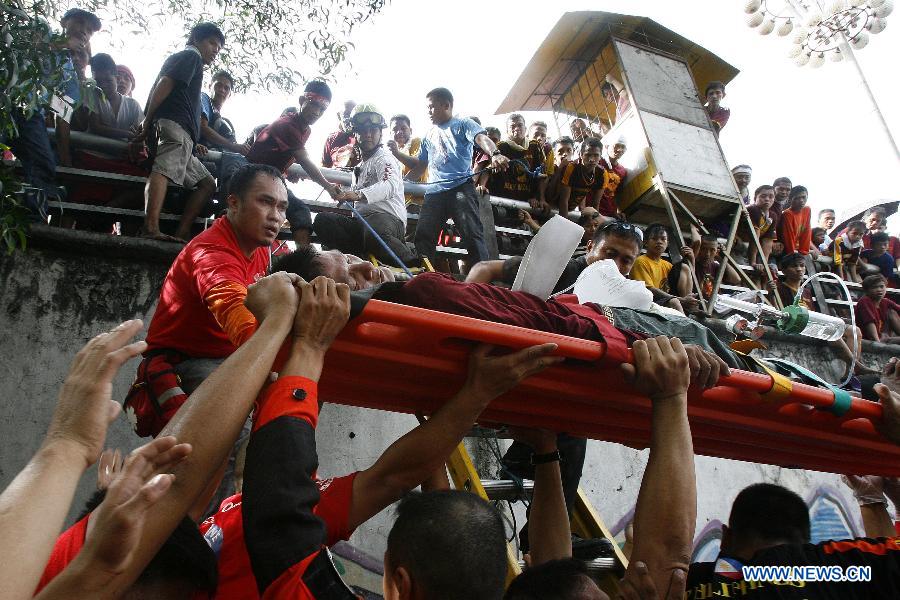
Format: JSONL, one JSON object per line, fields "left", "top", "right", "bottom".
{"left": 273, "top": 236, "right": 737, "bottom": 559}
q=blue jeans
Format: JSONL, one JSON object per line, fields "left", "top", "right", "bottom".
{"left": 8, "top": 111, "right": 58, "bottom": 219}
{"left": 414, "top": 180, "right": 489, "bottom": 263}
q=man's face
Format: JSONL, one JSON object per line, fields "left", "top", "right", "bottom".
{"left": 647, "top": 232, "right": 668, "bottom": 255}
{"left": 228, "top": 174, "right": 289, "bottom": 248}
{"left": 211, "top": 76, "right": 232, "bottom": 105}
{"left": 356, "top": 125, "right": 383, "bottom": 154}
{"left": 755, "top": 189, "right": 775, "bottom": 211}
{"left": 62, "top": 15, "right": 95, "bottom": 48}
{"left": 790, "top": 192, "right": 808, "bottom": 210}
{"left": 581, "top": 146, "right": 601, "bottom": 170}
{"left": 586, "top": 234, "right": 640, "bottom": 276}
{"left": 427, "top": 97, "right": 452, "bottom": 125}
{"left": 865, "top": 212, "right": 885, "bottom": 231}
{"left": 698, "top": 240, "right": 719, "bottom": 265}
{"left": 602, "top": 87, "right": 616, "bottom": 103}
{"left": 529, "top": 124, "right": 547, "bottom": 144}
{"left": 783, "top": 260, "right": 806, "bottom": 282}
{"left": 812, "top": 230, "right": 826, "bottom": 246}
{"left": 299, "top": 98, "right": 327, "bottom": 125}
{"left": 868, "top": 281, "right": 887, "bottom": 301}
{"left": 733, "top": 172, "right": 751, "bottom": 189}
{"left": 94, "top": 68, "right": 118, "bottom": 97}
{"left": 195, "top": 36, "right": 223, "bottom": 66}
{"left": 116, "top": 70, "right": 134, "bottom": 96}
{"left": 706, "top": 88, "right": 724, "bottom": 107}
{"left": 846, "top": 226, "right": 865, "bottom": 244}
{"left": 391, "top": 120, "right": 411, "bottom": 146}
{"left": 819, "top": 211, "right": 836, "bottom": 229}
{"left": 610, "top": 143, "right": 626, "bottom": 161}
{"left": 555, "top": 142, "right": 574, "bottom": 165}
{"left": 315, "top": 250, "right": 395, "bottom": 291}
{"left": 570, "top": 119, "right": 587, "bottom": 141}
{"left": 774, "top": 183, "right": 791, "bottom": 203}
{"left": 873, "top": 240, "right": 891, "bottom": 256}
{"left": 507, "top": 117, "right": 526, "bottom": 142}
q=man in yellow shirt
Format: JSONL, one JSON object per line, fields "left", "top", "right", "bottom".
{"left": 630, "top": 223, "right": 699, "bottom": 314}
{"left": 387, "top": 113, "right": 427, "bottom": 205}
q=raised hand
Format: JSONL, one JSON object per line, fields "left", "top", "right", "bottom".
{"left": 244, "top": 271, "right": 301, "bottom": 325}
{"left": 292, "top": 276, "right": 351, "bottom": 351}
{"left": 621, "top": 337, "right": 691, "bottom": 401}
{"left": 683, "top": 345, "right": 730, "bottom": 389}
{"left": 46, "top": 320, "right": 147, "bottom": 469}
{"left": 462, "top": 343, "right": 564, "bottom": 403}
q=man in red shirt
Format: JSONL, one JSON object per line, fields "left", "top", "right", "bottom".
{"left": 132, "top": 163, "right": 289, "bottom": 508}
{"left": 778, "top": 185, "right": 813, "bottom": 255}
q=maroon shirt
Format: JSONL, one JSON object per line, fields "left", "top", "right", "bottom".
{"left": 245, "top": 113, "right": 311, "bottom": 174}
{"left": 855, "top": 295, "right": 900, "bottom": 337}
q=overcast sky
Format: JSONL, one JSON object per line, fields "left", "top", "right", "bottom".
{"left": 88, "top": 0, "right": 899, "bottom": 223}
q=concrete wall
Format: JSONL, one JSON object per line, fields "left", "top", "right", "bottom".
{"left": 1, "top": 227, "right": 896, "bottom": 563}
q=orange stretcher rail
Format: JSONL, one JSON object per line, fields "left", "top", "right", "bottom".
{"left": 319, "top": 300, "right": 900, "bottom": 477}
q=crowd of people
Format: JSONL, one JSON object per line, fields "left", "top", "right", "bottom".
{"left": 6, "top": 8, "right": 900, "bottom": 599}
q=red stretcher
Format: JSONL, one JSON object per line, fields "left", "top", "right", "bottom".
{"left": 319, "top": 300, "right": 900, "bottom": 477}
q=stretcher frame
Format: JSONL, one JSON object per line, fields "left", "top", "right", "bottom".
{"left": 319, "top": 300, "right": 900, "bottom": 477}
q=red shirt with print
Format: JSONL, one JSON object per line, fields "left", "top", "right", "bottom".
{"left": 246, "top": 113, "right": 312, "bottom": 174}
{"left": 145, "top": 216, "right": 269, "bottom": 357}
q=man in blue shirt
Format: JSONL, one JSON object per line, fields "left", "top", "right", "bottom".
{"left": 406, "top": 87, "right": 508, "bottom": 264}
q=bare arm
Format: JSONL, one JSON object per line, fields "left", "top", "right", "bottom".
{"left": 93, "top": 274, "right": 301, "bottom": 598}
{"left": 621, "top": 337, "right": 695, "bottom": 595}
{"left": 88, "top": 111, "right": 134, "bottom": 141}
{"left": 132, "top": 76, "right": 175, "bottom": 142}
{"left": 293, "top": 147, "right": 340, "bottom": 198}
{"left": 465, "top": 260, "right": 505, "bottom": 284}
{"left": 0, "top": 321, "right": 147, "bottom": 600}
{"left": 200, "top": 116, "right": 249, "bottom": 154}
{"left": 346, "top": 344, "right": 563, "bottom": 532}
{"left": 863, "top": 322, "right": 881, "bottom": 342}
{"left": 558, "top": 186, "right": 572, "bottom": 218}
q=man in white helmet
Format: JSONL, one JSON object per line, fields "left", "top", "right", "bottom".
{"left": 313, "top": 104, "right": 417, "bottom": 266}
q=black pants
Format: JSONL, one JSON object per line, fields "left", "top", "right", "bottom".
{"left": 414, "top": 180, "right": 489, "bottom": 263}
{"left": 314, "top": 208, "right": 416, "bottom": 266}
{"left": 503, "top": 433, "right": 587, "bottom": 515}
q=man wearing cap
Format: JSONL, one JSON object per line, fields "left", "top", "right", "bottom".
{"left": 731, "top": 164, "right": 752, "bottom": 205}
{"left": 133, "top": 22, "right": 225, "bottom": 242}
{"left": 598, "top": 135, "right": 628, "bottom": 218}
{"left": 313, "top": 104, "right": 416, "bottom": 266}
{"left": 237, "top": 81, "right": 341, "bottom": 246}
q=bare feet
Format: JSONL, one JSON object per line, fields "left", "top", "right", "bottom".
{"left": 138, "top": 229, "right": 186, "bottom": 244}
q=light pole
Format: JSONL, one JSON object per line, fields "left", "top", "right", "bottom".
{"left": 743, "top": 0, "right": 899, "bottom": 161}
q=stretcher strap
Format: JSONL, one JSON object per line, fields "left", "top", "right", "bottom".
{"left": 764, "top": 358, "right": 852, "bottom": 417}
{"left": 762, "top": 367, "right": 793, "bottom": 403}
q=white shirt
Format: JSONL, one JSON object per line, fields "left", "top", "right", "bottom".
{"left": 93, "top": 92, "right": 144, "bottom": 136}
{"left": 352, "top": 145, "right": 407, "bottom": 224}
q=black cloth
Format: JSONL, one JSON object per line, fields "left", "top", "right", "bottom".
{"left": 200, "top": 92, "right": 237, "bottom": 149}
{"left": 286, "top": 190, "right": 312, "bottom": 233}
{"left": 152, "top": 48, "right": 204, "bottom": 142}
{"left": 314, "top": 208, "right": 416, "bottom": 266}
{"left": 685, "top": 539, "right": 900, "bottom": 599}
{"left": 414, "top": 180, "right": 490, "bottom": 263}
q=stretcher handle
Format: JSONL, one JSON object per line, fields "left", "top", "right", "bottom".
{"left": 624, "top": 348, "right": 882, "bottom": 422}
{"left": 359, "top": 300, "right": 607, "bottom": 362}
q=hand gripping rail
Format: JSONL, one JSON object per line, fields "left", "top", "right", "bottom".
{"left": 319, "top": 300, "right": 900, "bottom": 477}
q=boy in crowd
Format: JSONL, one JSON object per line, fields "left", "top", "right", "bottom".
{"left": 487, "top": 114, "right": 545, "bottom": 207}
{"left": 116, "top": 64, "right": 136, "bottom": 96}
{"left": 133, "top": 22, "right": 224, "bottom": 242}
{"left": 472, "top": 126, "right": 501, "bottom": 188}
{"left": 862, "top": 231, "right": 899, "bottom": 286}
{"left": 731, "top": 164, "right": 752, "bottom": 205}
{"left": 321, "top": 99, "right": 359, "bottom": 168}
{"left": 569, "top": 118, "right": 588, "bottom": 153}
{"left": 772, "top": 176, "right": 792, "bottom": 211}
{"left": 386, "top": 114, "right": 427, "bottom": 204}
{"left": 199, "top": 70, "right": 248, "bottom": 154}
{"left": 543, "top": 136, "right": 575, "bottom": 210}
{"left": 778, "top": 185, "right": 813, "bottom": 255}
{"left": 704, "top": 81, "right": 730, "bottom": 133}
{"left": 405, "top": 87, "right": 509, "bottom": 265}
{"left": 856, "top": 274, "right": 900, "bottom": 343}
{"left": 87, "top": 53, "right": 144, "bottom": 140}
{"left": 828, "top": 220, "right": 866, "bottom": 283}
{"left": 773, "top": 253, "right": 814, "bottom": 310}
{"left": 668, "top": 234, "right": 740, "bottom": 301}
{"left": 629, "top": 223, "right": 699, "bottom": 314}
{"left": 598, "top": 135, "right": 627, "bottom": 219}
{"left": 528, "top": 120, "right": 555, "bottom": 218}
{"left": 861, "top": 207, "right": 900, "bottom": 269}
{"left": 817, "top": 207, "right": 836, "bottom": 248}
{"left": 812, "top": 227, "right": 829, "bottom": 253}
{"left": 557, "top": 137, "right": 608, "bottom": 218}
{"left": 314, "top": 104, "right": 416, "bottom": 266}
{"left": 746, "top": 185, "right": 779, "bottom": 276}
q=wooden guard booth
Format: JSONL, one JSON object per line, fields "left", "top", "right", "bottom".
{"left": 497, "top": 12, "right": 777, "bottom": 311}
